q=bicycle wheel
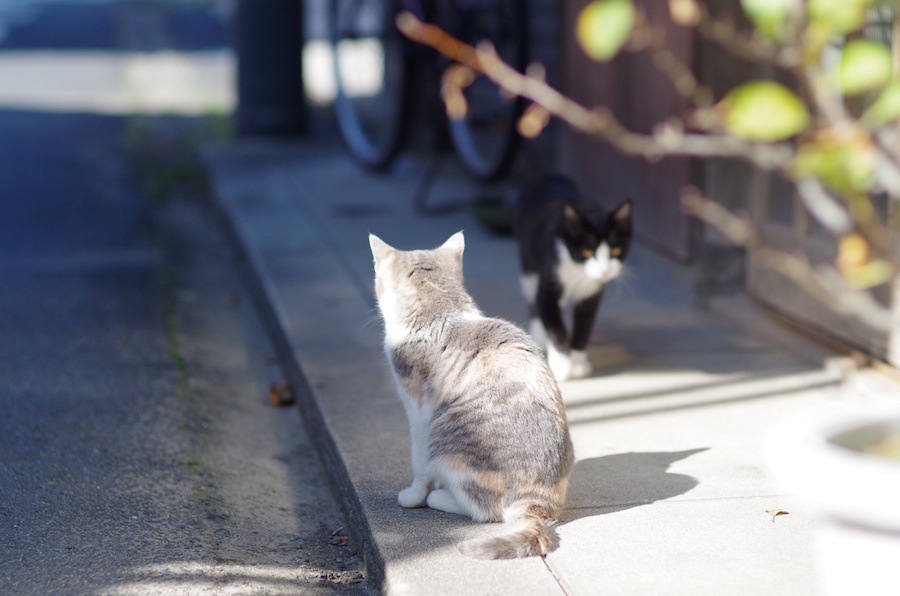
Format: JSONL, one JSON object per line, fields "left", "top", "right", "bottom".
{"left": 443, "top": 0, "right": 527, "bottom": 181}
{"left": 330, "top": 0, "right": 410, "bottom": 170}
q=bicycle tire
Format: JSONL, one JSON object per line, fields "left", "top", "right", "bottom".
{"left": 444, "top": 0, "right": 528, "bottom": 181}
{"left": 330, "top": 0, "right": 410, "bottom": 170}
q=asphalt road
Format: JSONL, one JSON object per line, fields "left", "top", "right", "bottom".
{"left": 0, "top": 2, "right": 370, "bottom": 593}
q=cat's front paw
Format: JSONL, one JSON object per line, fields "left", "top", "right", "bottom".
{"left": 398, "top": 485, "right": 428, "bottom": 508}
{"left": 547, "top": 344, "right": 574, "bottom": 381}
{"left": 426, "top": 489, "right": 466, "bottom": 516}
{"left": 569, "top": 350, "right": 592, "bottom": 379}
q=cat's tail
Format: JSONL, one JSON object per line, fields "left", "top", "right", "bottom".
{"left": 458, "top": 500, "right": 560, "bottom": 560}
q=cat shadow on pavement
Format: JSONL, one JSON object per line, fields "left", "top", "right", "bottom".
{"left": 562, "top": 448, "right": 708, "bottom": 522}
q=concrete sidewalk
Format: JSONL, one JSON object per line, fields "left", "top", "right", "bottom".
{"left": 206, "top": 137, "right": 858, "bottom": 595}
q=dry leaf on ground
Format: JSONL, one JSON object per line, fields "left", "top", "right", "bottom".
{"left": 267, "top": 382, "right": 296, "bottom": 406}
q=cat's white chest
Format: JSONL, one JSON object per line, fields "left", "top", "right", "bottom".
{"left": 555, "top": 240, "right": 618, "bottom": 302}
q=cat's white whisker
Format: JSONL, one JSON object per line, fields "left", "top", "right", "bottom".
{"left": 359, "top": 310, "right": 384, "bottom": 333}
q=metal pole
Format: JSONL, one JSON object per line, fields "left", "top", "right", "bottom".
{"left": 234, "top": 0, "right": 307, "bottom": 137}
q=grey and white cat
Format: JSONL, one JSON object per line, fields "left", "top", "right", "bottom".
{"left": 369, "top": 231, "right": 574, "bottom": 559}
{"left": 515, "top": 175, "right": 633, "bottom": 381}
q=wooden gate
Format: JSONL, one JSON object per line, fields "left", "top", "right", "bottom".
{"left": 557, "top": 0, "right": 694, "bottom": 259}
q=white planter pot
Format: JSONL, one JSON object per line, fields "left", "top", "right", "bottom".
{"left": 764, "top": 405, "right": 900, "bottom": 596}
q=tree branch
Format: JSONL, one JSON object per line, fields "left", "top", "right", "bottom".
{"left": 397, "top": 12, "right": 794, "bottom": 170}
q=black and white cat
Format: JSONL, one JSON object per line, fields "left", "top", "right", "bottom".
{"left": 514, "top": 174, "right": 633, "bottom": 381}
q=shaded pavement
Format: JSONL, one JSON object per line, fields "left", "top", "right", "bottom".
{"left": 0, "top": 2, "right": 370, "bottom": 593}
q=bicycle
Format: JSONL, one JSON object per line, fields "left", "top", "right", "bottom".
{"left": 329, "top": 0, "right": 528, "bottom": 182}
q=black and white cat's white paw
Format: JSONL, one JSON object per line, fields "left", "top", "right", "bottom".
{"left": 569, "top": 350, "right": 592, "bottom": 378}
{"left": 547, "top": 344, "right": 592, "bottom": 381}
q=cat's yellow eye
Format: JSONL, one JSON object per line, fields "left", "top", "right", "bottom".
{"left": 582, "top": 249, "right": 594, "bottom": 259}
{"left": 611, "top": 247, "right": 622, "bottom": 257}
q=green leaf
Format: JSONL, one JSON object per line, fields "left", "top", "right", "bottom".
{"left": 862, "top": 81, "right": 900, "bottom": 127}
{"left": 838, "top": 40, "right": 893, "bottom": 96}
{"left": 792, "top": 128, "right": 876, "bottom": 194}
{"left": 576, "top": 0, "right": 635, "bottom": 62}
{"left": 845, "top": 260, "right": 892, "bottom": 288}
{"left": 741, "top": 0, "right": 795, "bottom": 40}
{"left": 808, "top": 0, "right": 870, "bottom": 35}
{"left": 719, "top": 81, "right": 809, "bottom": 141}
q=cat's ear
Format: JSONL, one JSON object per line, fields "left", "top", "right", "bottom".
{"left": 611, "top": 199, "right": 633, "bottom": 232}
{"left": 562, "top": 203, "right": 585, "bottom": 237}
{"left": 440, "top": 231, "right": 465, "bottom": 263}
{"left": 369, "top": 233, "right": 394, "bottom": 267}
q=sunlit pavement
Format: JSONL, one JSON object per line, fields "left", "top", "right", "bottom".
{"left": 0, "top": 49, "right": 233, "bottom": 114}
{"left": 0, "top": 0, "right": 234, "bottom": 115}
{"left": 205, "top": 134, "right": 900, "bottom": 594}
